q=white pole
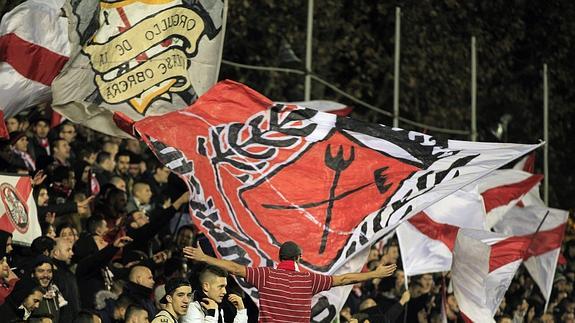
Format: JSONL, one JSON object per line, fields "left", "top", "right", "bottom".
{"left": 471, "top": 37, "right": 477, "bottom": 141}
{"left": 304, "top": 0, "right": 314, "bottom": 101}
{"left": 543, "top": 64, "right": 549, "bottom": 206}
{"left": 393, "top": 7, "right": 401, "bottom": 128}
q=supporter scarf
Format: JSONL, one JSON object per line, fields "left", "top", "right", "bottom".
{"left": 276, "top": 260, "right": 300, "bottom": 272}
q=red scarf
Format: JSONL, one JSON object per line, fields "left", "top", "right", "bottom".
{"left": 276, "top": 260, "right": 299, "bottom": 272}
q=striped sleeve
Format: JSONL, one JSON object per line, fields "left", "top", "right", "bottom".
{"left": 245, "top": 267, "right": 267, "bottom": 289}
{"left": 310, "top": 272, "right": 333, "bottom": 294}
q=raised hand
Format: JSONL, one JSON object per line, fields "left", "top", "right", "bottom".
{"left": 76, "top": 196, "right": 95, "bottom": 215}
{"left": 375, "top": 263, "right": 397, "bottom": 278}
{"left": 31, "top": 170, "right": 47, "bottom": 186}
{"left": 113, "top": 236, "right": 133, "bottom": 248}
{"left": 183, "top": 246, "right": 206, "bottom": 262}
{"left": 228, "top": 294, "right": 245, "bottom": 310}
{"left": 200, "top": 297, "right": 218, "bottom": 310}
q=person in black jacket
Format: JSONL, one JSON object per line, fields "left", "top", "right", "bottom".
{"left": 0, "top": 277, "right": 43, "bottom": 322}
{"left": 52, "top": 237, "right": 80, "bottom": 322}
{"left": 74, "top": 221, "right": 132, "bottom": 309}
{"left": 120, "top": 265, "right": 157, "bottom": 319}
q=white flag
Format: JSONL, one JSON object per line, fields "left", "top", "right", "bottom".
{"left": 397, "top": 188, "right": 486, "bottom": 276}
{"left": 492, "top": 206, "right": 568, "bottom": 306}
{"left": 0, "top": 0, "right": 70, "bottom": 116}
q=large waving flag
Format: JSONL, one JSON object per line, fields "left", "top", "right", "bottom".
{"left": 51, "top": 0, "right": 227, "bottom": 137}
{"left": 0, "top": 174, "right": 41, "bottom": 246}
{"left": 492, "top": 206, "right": 568, "bottom": 308}
{"left": 278, "top": 100, "right": 353, "bottom": 117}
{"left": 129, "top": 80, "right": 540, "bottom": 322}
{"left": 0, "top": 0, "right": 70, "bottom": 117}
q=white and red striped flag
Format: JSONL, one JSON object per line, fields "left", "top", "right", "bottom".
{"left": 452, "top": 228, "right": 532, "bottom": 323}
{"left": 0, "top": 174, "right": 41, "bottom": 246}
{"left": 0, "top": 0, "right": 70, "bottom": 117}
{"left": 492, "top": 206, "right": 568, "bottom": 308}
{"left": 397, "top": 169, "right": 541, "bottom": 276}
{"left": 512, "top": 152, "right": 536, "bottom": 173}
{"left": 397, "top": 188, "right": 486, "bottom": 276}
{"left": 478, "top": 170, "right": 543, "bottom": 228}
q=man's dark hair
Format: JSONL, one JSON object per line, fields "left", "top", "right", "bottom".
{"left": 31, "top": 236, "right": 56, "bottom": 256}
{"left": 73, "top": 310, "right": 102, "bottom": 323}
{"left": 50, "top": 138, "right": 67, "bottom": 154}
{"left": 116, "top": 294, "right": 136, "bottom": 310}
{"left": 125, "top": 304, "right": 148, "bottom": 321}
{"left": 199, "top": 265, "right": 228, "bottom": 283}
{"left": 96, "top": 151, "right": 112, "bottom": 164}
{"left": 86, "top": 214, "right": 106, "bottom": 235}
{"left": 78, "top": 145, "right": 98, "bottom": 161}
{"left": 56, "top": 222, "right": 76, "bottom": 237}
{"left": 279, "top": 241, "right": 301, "bottom": 261}
{"left": 115, "top": 149, "right": 131, "bottom": 162}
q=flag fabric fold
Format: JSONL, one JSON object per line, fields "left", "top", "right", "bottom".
{"left": 397, "top": 188, "right": 486, "bottom": 276}
{"left": 492, "top": 206, "right": 568, "bottom": 307}
{"left": 0, "top": 174, "right": 40, "bottom": 246}
{"left": 0, "top": 0, "right": 70, "bottom": 117}
{"left": 130, "top": 80, "right": 541, "bottom": 322}
{"left": 51, "top": 0, "right": 227, "bottom": 137}
{"left": 452, "top": 229, "right": 529, "bottom": 323}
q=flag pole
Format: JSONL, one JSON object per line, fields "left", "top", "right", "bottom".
{"left": 527, "top": 210, "right": 551, "bottom": 311}
{"left": 471, "top": 36, "right": 477, "bottom": 141}
{"left": 543, "top": 64, "right": 549, "bottom": 206}
{"left": 403, "top": 275, "right": 409, "bottom": 323}
{"left": 304, "top": 0, "right": 314, "bottom": 101}
{"left": 393, "top": 7, "right": 401, "bottom": 128}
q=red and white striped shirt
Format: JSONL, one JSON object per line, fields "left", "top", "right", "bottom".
{"left": 245, "top": 266, "right": 333, "bottom": 322}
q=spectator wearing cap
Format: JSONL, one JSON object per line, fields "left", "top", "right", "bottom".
{"left": 51, "top": 238, "right": 79, "bottom": 322}
{"left": 28, "top": 114, "right": 51, "bottom": 162}
{"left": 28, "top": 255, "right": 64, "bottom": 323}
{"left": 120, "top": 265, "right": 157, "bottom": 319}
{"left": 152, "top": 277, "right": 192, "bottom": 323}
{"left": 184, "top": 241, "right": 397, "bottom": 322}
{"left": 181, "top": 265, "right": 248, "bottom": 323}
{"left": 0, "top": 277, "right": 43, "bottom": 321}
{"left": 9, "top": 131, "right": 35, "bottom": 172}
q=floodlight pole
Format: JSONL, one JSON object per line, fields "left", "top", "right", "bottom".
{"left": 543, "top": 64, "right": 549, "bottom": 206}
{"left": 471, "top": 37, "right": 477, "bottom": 141}
{"left": 304, "top": 0, "right": 314, "bottom": 101}
{"left": 393, "top": 7, "right": 401, "bottom": 128}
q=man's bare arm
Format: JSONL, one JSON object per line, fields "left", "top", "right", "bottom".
{"left": 332, "top": 264, "right": 396, "bottom": 287}
{"left": 183, "top": 246, "right": 247, "bottom": 278}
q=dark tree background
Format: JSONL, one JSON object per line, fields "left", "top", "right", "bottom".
{"left": 2, "top": 0, "right": 573, "bottom": 209}
{"left": 220, "top": 0, "right": 574, "bottom": 210}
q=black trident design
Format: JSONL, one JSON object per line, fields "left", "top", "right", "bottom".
{"left": 319, "top": 144, "right": 355, "bottom": 254}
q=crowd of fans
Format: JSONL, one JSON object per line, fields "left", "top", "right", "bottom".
{"left": 0, "top": 107, "right": 572, "bottom": 323}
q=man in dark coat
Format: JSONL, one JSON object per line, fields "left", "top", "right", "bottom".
{"left": 52, "top": 237, "right": 80, "bottom": 321}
